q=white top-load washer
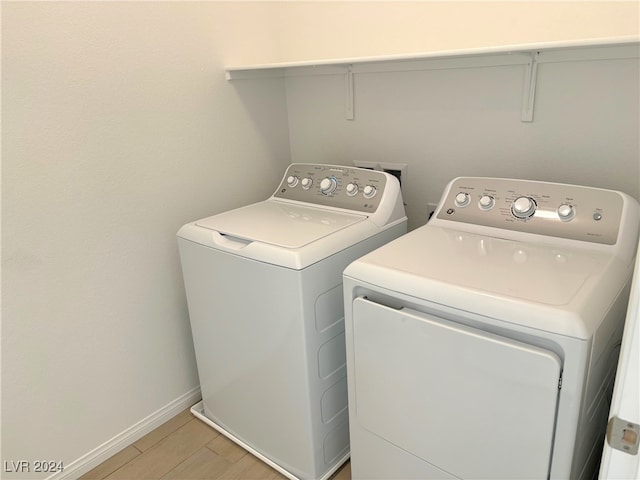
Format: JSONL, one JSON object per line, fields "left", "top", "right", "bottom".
{"left": 600, "top": 236, "right": 640, "bottom": 478}
{"left": 177, "top": 163, "right": 406, "bottom": 480}
{"left": 343, "top": 177, "right": 639, "bottom": 480}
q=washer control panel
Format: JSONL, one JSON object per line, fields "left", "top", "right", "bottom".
{"left": 274, "top": 164, "right": 389, "bottom": 213}
{"left": 435, "top": 177, "right": 624, "bottom": 245}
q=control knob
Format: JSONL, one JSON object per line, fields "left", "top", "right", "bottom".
{"left": 478, "top": 195, "right": 495, "bottom": 210}
{"left": 286, "top": 175, "right": 299, "bottom": 188}
{"left": 363, "top": 185, "right": 377, "bottom": 199}
{"left": 346, "top": 183, "right": 359, "bottom": 196}
{"left": 557, "top": 204, "right": 575, "bottom": 222}
{"left": 455, "top": 192, "right": 470, "bottom": 208}
{"left": 320, "top": 177, "right": 338, "bottom": 195}
{"left": 512, "top": 196, "right": 536, "bottom": 218}
{"left": 301, "top": 178, "right": 313, "bottom": 190}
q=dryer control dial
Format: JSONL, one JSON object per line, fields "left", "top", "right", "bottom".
{"left": 287, "top": 175, "right": 299, "bottom": 188}
{"left": 512, "top": 196, "right": 537, "bottom": 218}
{"left": 557, "top": 204, "right": 575, "bottom": 222}
{"left": 301, "top": 177, "right": 313, "bottom": 190}
{"left": 320, "top": 177, "right": 338, "bottom": 195}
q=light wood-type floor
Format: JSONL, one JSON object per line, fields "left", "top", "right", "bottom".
{"left": 80, "top": 408, "right": 351, "bottom": 480}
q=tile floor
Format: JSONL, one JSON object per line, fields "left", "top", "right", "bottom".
{"left": 80, "top": 408, "right": 351, "bottom": 480}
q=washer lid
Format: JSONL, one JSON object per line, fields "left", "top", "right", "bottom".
{"left": 195, "top": 200, "right": 366, "bottom": 249}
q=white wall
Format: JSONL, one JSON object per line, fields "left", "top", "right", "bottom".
{"left": 272, "top": 1, "right": 640, "bottom": 62}
{"left": 2, "top": 2, "right": 290, "bottom": 478}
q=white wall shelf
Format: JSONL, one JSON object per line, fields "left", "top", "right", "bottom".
{"left": 225, "top": 37, "right": 639, "bottom": 123}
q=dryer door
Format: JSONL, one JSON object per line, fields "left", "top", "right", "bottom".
{"left": 352, "top": 297, "right": 561, "bottom": 479}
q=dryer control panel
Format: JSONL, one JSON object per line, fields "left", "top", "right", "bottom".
{"left": 435, "top": 177, "right": 625, "bottom": 245}
{"left": 274, "top": 164, "right": 391, "bottom": 214}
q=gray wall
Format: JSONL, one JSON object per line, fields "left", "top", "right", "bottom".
{"left": 285, "top": 49, "right": 639, "bottom": 230}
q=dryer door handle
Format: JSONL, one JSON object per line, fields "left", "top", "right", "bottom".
{"left": 358, "top": 295, "right": 404, "bottom": 311}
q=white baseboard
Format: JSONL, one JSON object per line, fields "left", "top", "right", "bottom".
{"left": 48, "top": 387, "right": 201, "bottom": 480}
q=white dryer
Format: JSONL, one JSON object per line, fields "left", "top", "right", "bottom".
{"left": 343, "top": 177, "right": 639, "bottom": 479}
{"left": 177, "top": 163, "right": 406, "bottom": 480}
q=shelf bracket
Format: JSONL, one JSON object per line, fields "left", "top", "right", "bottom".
{"left": 521, "top": 52, "right": 540, "bottom": 122}
{"left": 345, "top": 64, "right": 355, "bottom": 121}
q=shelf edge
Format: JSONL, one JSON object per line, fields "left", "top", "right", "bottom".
{"left": 225, "top": 35, "right": 640, "bottom": 76}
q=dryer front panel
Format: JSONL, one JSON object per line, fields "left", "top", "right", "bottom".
{"left": 352, "top": 297, "right": 562, "bottom": 479}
